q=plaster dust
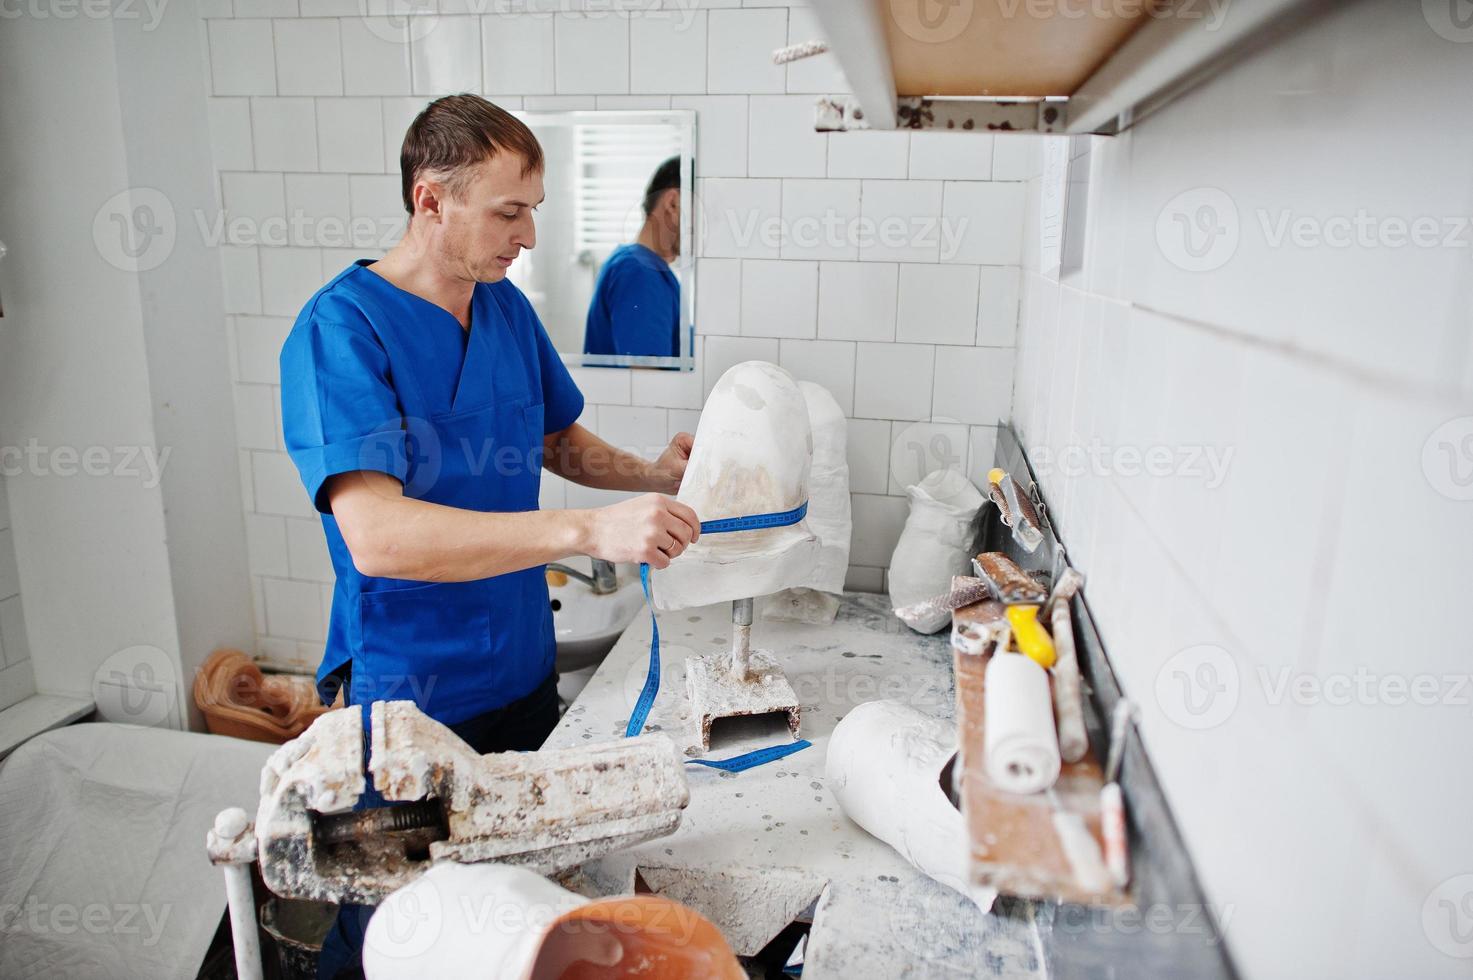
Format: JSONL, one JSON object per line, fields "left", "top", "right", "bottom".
{"left": 544, "top": 592, "right": 1044, "bottom": 979}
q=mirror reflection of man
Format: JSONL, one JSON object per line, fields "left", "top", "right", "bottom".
{"left": 582, "top": 156, "right": 683, "bottom": 359}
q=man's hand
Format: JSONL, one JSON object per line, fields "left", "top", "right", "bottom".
{"left": 646, "top": 432, "right": 694, "bottom": 495}
{"left": 584, "top": 493, "right": 700, "bottom": 570}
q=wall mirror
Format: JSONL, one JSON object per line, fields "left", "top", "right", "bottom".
{"left": 513, "top": 110, "right": 696, "bottom": 372}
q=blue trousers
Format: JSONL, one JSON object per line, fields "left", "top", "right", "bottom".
{"left": 315, "top": 673, "right": 561, "bottom": 980}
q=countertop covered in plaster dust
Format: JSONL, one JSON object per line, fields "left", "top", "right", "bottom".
{"left": 545, "top": 591, "right": 1044, "bottom": 978}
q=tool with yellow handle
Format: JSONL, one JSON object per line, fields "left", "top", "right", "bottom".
{"left": 1005, "top": 605, "right": 1056, "bottom": 669}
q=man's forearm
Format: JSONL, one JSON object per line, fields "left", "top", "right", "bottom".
{"left": 544, "top": 423, "right": 659, "bottom": 492}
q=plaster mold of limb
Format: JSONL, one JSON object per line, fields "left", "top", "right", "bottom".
{"left": 362, "top": 862, "right": 745, "bottom": 980}
{"left": 826, "top": 700, "right": 998, "bottom": 912}
{"left": 651, "top": 361, "right": 820, "bottom": 612}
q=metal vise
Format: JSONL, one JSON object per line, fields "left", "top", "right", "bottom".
{"left": 255, "top": 700, "right": 689, "bottom": 905}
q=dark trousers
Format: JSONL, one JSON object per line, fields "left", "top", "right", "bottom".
{"left": 315, "top": 673, "right": 560, "bottom": 980}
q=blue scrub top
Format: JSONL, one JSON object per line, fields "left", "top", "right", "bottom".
{"left": 280, "top": 261, "right": 585, "bottom": 726}
{"left": 582, "top": 244, "right": 681, "bottom": 358}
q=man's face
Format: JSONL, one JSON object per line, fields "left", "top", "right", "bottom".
{"left": 434, "top": 153, "right": 544, "bottom": 284}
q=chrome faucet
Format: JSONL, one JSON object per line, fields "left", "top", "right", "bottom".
{"left": 547, "top": 558, "right": 619, "bottom": 595}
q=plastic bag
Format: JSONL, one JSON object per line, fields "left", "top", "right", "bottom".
{"left": 888, "top": 469, "right": 985, "bottom": 633}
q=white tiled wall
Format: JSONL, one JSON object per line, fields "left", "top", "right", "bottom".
{"left": 1011, "top": 3, "right": 1473, "bottom": 976}
{"left": 0, "top": 479, "right": 35, "bottom": 712}
{"left": 199, "top": 1, "right": 1021, "bottom": 667}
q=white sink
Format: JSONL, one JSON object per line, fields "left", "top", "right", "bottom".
{"left": 547, "top": 559, "right": 646, "bottom": 673}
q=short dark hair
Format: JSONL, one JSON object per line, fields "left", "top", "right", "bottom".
{"left": 642, "top": 156, "right": 683, "bottom": 218}
{"left": 399, "top": 94, "right": 544, "bottom": 216}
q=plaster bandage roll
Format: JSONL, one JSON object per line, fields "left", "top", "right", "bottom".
{"left": 984, "top": 653, "right": 1061, "bottom": 794}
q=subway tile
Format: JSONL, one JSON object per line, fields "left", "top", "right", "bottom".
{"left": 274, "top": 19, "right": 343, "bottom": 96}
{"left": 0, "top": 531, "right": 16, "bottom": 601}
{"left": 828, "top": 131, "right": 909, "bottom": 179}
{"left": 349, "top": 175, "right": 406, "bottom": 249}
{"left": 539, "top": 471, "right": 567, "bottom": 511}
{"left": 942, "top": 180, "right": 1025, "bottom": 265}
{"left": 854, "top": 342, "right": 933, "bottom": 421}
{"left": 780, "top": 178, "right": 859, "bottom": 261}
{"left": 234, "top": 0, "right": 296, "bottom": 15}
{"left": 630, "top": 356, "right": 705, "bottom": 410}
{"left": 908, "top": 131, "right": 993, "bottom": 180}
{"left": 300, "top": 0, "right": 357, "bottom": 12}
{"left": 286, "top": 517, "right": 335, "bottom": 581}
{"left": 697, "top": 178, "right": 781, "bottom": 259}
{"left": 784, "top": 7, "right": 847, "bottom": 95}
{"left": 817, "top": 261, "right": 897, "bottom": 342}
{"left": 703, "top": 335, "right": 779, "bottom": 397}
{"left": 210, "top": 20, "right": 276, "bottom": 97}
{"left": 234, "top": 383, "right": 279, "bottom": 451}
{"left": 263, "top": 576, "right": 327, "bottom": 642}
{"left": 317, "top": 98, "right": 386, "bottom": 173}
{"left": 694, "top": 257, "right": 740, "bottom": 336}
{"left": 411, "top": 16, "right": 481, "bottom": 95}
{"left": 244, "top": 512, "right": 290, "bottom": 578}
{"left": 567, "top": 365, "right": 632, "bottom": 406}
{"left": 708, "top": 8, "right": 787, "bottom": 94}
{"left": 197, "top": 0, "right": 231, "bottom": 16}
{"left": 208, "top": 98, "right": 255, "bottom": 172}
{"left": 976, "top": 264, "right": 1021, "bottom": 347}
{"left": 931, "top": 345, "right": 1014, "bottom": 426}
{"left": 631, "top": 10, "right": 707, "bottom": 94}
{"left": 672, "top": 95, "right": 747, "bottom": 177}
{"left": 896, "top": 263, "right": 979, "bottom": 345}
{"left": 556, "top": 13, "right": 630, "bottom": 94}
{"left": 239, "top": 451, "right": 257, "bottom": 514}
{"left": 381, "top": 97, "right": 429, "bottom": 171}
{"left": 341, "top": 18, "right": 414, "bottom": 96}
{"left": 253, "top": 451, "right": 316, "bottom": 518}
{"left": 597, "top": 405, "right": 669, "bottom": 458}
{"left": 483, "top": 15, "right": 556, "bottom": 95}
{"left": 667, "top": 410, "right": 700, "bottom": 441}
{"left": 848, "top": 493, "right": 908, "bottom": 567}
{"left": 845, "top": 418, "right": 892, "bottom": 495}
{"left": 259, "top": 247, "right": 324, "bottom": 317}
{"left": 522, "top": 95, "right": 593, "bottom": 110}
{"left": 219, "top": 246, "right": 263, "bottom": 314}
{"left": 777, "top": 338, "right": 855, "bottom": 415}
{"left": 991, "top": 134, "right": 1044, "bottom": 181}
{"left": 285, "top": 174, "right": 352, "bottom": 248}
{"left": 967, "top": 424, "right": 999, "bottom": 481}
{"left": 0, "top": 480, "right": 8, "bottom": 532}
{"left": 858, "top": 179, "right": 941, "bottom": 263}
{"left": 740, "top": 259, "right": 817, "bottom": 338}
{"left": 887, "top": 419, "right": 969, "bottom": 494}
{"left": 748, "top": 95, "right": 826, "bottom": 178}
{"left": 236, "top": 316, "right": 292, "bottom": 385}
{"left": 222, "top": 172, "right": 286, "bottom": 242}
{"left": 596, "top": 95, "right": 673, "bottom": 110}
{"left": 252, "top": 98, "right": 319, "bottom": 171}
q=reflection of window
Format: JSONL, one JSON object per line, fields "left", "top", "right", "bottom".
{"left": 572, "top": 125, "right": 681, "bottom": 263}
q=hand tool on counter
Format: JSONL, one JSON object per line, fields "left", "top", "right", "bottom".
{"left": 973, "top": 551, "right": 1049, "bottom": 605}
{"left": 987, "top": 468, "right": 1044, "bottom": 553}
{"left": 1046, "top": 567, "right": 1089, "bottom": 763}
{"left": 1100, "top": 699, "right": 1138, "bottom": 889}
{"left": 893, "top": 574, "right": 994, "bottom": 628}
{"left": 1005, "top": 604, "right": 1056, "bottom": 669}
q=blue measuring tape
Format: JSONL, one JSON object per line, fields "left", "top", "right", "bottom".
{"left": 686, "top": 738, "right": 812, "bottom": 772}
{"left": 623, "top": 502, "right": 809, "bottom": 765}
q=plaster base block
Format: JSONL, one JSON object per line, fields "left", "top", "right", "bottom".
{"left": 685, "top": 650, "right": 801, "bottom": 753}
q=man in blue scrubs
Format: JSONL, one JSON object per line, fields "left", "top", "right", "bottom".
{"left": 582, "top": 156, "right": 683, "bottom": 358}
{"left": 279, "top": 95, "right": 701, "bottom": 978}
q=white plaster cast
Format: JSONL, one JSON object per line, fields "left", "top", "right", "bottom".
{"left": 652, "top": 362, "right": 819, "bottom": 611}
{"left": 826, "top": 700, "right": 996, "bottom": 911}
